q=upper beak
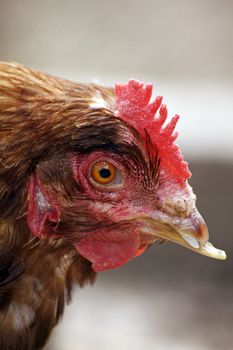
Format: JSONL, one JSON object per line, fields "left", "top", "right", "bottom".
{"left": 138, "top": 209, "right": 226, "bottom": 260}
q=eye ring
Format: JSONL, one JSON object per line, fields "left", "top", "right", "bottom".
{"left": 91, "top": 161, "right": 117, "bottom": 185}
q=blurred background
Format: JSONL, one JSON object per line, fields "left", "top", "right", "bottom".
{"left": 0, "top": 0, "right": 232, "bottom": 349}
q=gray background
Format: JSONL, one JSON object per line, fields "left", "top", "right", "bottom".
{"left": 0, "top": 0, "right": 232, "bottom": 349}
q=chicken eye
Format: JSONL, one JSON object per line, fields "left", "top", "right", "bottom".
{"left": 91, "top": 161, "right": 117, "bottom": 184}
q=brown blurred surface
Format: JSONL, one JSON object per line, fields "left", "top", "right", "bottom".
{"left": 0, "top": 0, "right": 232, "bottom": 81}
{"left": 0, "top": 0, "right": 232, "bottom": 348}
{"left": 1, "top": 0, "right": 233, "bottom": 159}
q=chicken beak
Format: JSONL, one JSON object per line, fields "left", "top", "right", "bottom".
{"left": 138, "top": 209, "right": 226, "bottom": 260}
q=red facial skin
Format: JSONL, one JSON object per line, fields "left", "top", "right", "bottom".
{"left": 27, "top": 174, "right": 61, "bottom": 238}
{"left": 27, "top": 150, "right": 158, "bottom": 272}
{"left": 71, "top": 151, "right": 155, "bottom": 271}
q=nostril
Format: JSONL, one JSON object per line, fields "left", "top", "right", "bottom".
{"left": 174, "top": 199, "right": 188, "bottom": 215}
{"left": 162, "top": 198, "right": 189, "bottom": 217}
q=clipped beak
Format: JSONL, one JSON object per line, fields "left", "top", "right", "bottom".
{"left": 138, "top": 209, "right": 226, "bottom": 260}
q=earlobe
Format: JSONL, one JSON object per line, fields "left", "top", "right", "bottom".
{"left": 27, "top": 174, "right": 60, "bottom": 238}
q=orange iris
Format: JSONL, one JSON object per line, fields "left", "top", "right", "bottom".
{"left": 91, "top": 161, "right": 116, "bottom": 184}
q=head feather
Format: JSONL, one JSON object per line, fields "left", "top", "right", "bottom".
{"left": 115, "top": 79, "right": 191, "bottom": 181}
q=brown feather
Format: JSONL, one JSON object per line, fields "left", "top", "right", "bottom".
{"left": 0, "top": 62, "right": 111, "bottom": 349}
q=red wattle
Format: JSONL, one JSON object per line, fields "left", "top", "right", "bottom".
{"left": 75, "top": 228, "right": 141, "bottom": 272}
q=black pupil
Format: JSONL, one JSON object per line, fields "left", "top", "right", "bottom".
{"left": 99, "top": 168, "right": 111, "bottom": 178}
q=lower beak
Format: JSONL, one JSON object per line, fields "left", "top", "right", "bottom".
{"left": 138, "top": 210, "right": 226, "bottom": 260}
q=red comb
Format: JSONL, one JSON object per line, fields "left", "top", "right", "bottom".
{"left": 115, "top": 79, "right": 191, "bottom": 181}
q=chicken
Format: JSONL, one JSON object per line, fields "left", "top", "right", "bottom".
{"left": 0, "top": 62, "right": 226, "bottom": 350}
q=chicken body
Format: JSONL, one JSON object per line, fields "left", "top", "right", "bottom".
{"left": 0, "top": 63, "right": 225, "bottom": 350}
{"left": 0, "top": 63, "right": 100, "bottom": 349}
